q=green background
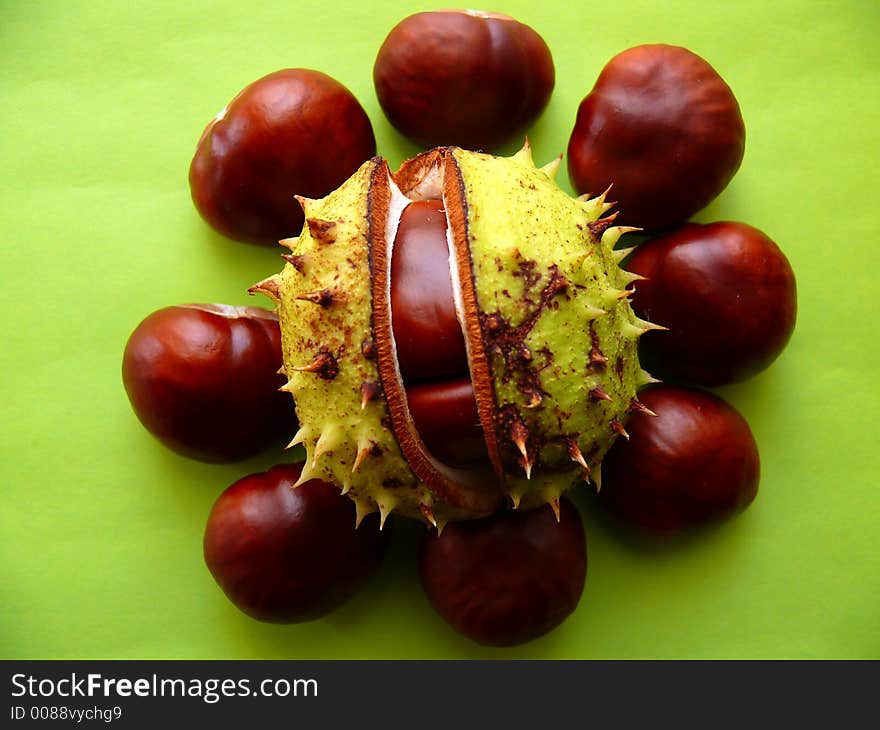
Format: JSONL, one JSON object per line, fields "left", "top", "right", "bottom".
{"left": 2, "top": 0, "right": 878, "bottom": 659}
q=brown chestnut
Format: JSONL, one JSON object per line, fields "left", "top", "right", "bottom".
{"left": 204, "top": 463, "right": 389, "bottom": 623}
{"left": 189, "top": 69, "right": 376, "bottom": 246}
{"left": 626, "top": 221, "right": 797, "bottom": 385}
{"left": 406, "top": 377, "right": 487, "bottom": 468}
{"left": 390, "top": 199, "right": 468, "bottom": 382}
{"left": 600, "top": 385, "right": 760, "bottom": 532}
{"left": 122, "top": 304, "right": 295, "bottom": 463}
{"left": 419, "top": 500, "right": 586, "bottom": 646}
{"left": 374, "top": 10, "right": 555, "bottom": 150}
{"left": 568, "top": 45, "right": 745, "bottom": 231}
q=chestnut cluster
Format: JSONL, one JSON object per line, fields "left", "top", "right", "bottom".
{"left": 122, "top": 9, "right": 797, "bottom": 647}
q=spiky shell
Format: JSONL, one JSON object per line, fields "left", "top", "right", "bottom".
{"left": 254, "top": 161, "right": 438, "bottom": 528}
{"left": 446, "top": 145, "right": 655, "bottom": 509}
{"left": 255, "top": 143, "right": 656, "bottom": 527}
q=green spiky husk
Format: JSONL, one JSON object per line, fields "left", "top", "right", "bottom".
{"left": 451, "top": 146, "right": 643, "bottom": 508}
{"left": 275, "top": 160, "right": 432, "bottom": 527}
{"left": 263, "top": 144, "right": 652, "bottom": 527}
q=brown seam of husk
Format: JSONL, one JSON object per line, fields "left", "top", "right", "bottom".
{"left": 441, "top": 150, "right": 506, "bottom": 483}
{"left": 369, "top": 152, "right": 502, "bottom": 518}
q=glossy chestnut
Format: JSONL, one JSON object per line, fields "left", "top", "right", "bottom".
{"left": 190, "top": 69, "right": 376, "bottom": 246}
{"left": 122, "top": 304, "right": 294, "bottom": 463}
{"left": 406, "top": 377, "right": 487, "bottom": 468}
{"left": 374, "top": 10, "right": 555, "bottom": 150}
{"left": 568, "top": 44, "right": 745, "bottom": 231}
{"left": 600, "top": 385, "right": 760, "bottom": 532}
{"left": 204, "top": 463, "right": 389, "bottom": 623}
{"left": 390, "top": 199, "right": 468, "bottom": 382}
{"left": 626, "top": 221, "right": 797, "bottom": 385}
{"left": 419, "top": 500, "right": 586, "bottom": 646}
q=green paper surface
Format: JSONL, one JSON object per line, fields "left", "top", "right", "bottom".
{"left": 1, "top": 0, "right": 878, "bottom": 659}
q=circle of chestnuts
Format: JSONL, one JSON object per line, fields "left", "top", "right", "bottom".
{"left": 122, "top": 9, "right": 797, "bottom": 647}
